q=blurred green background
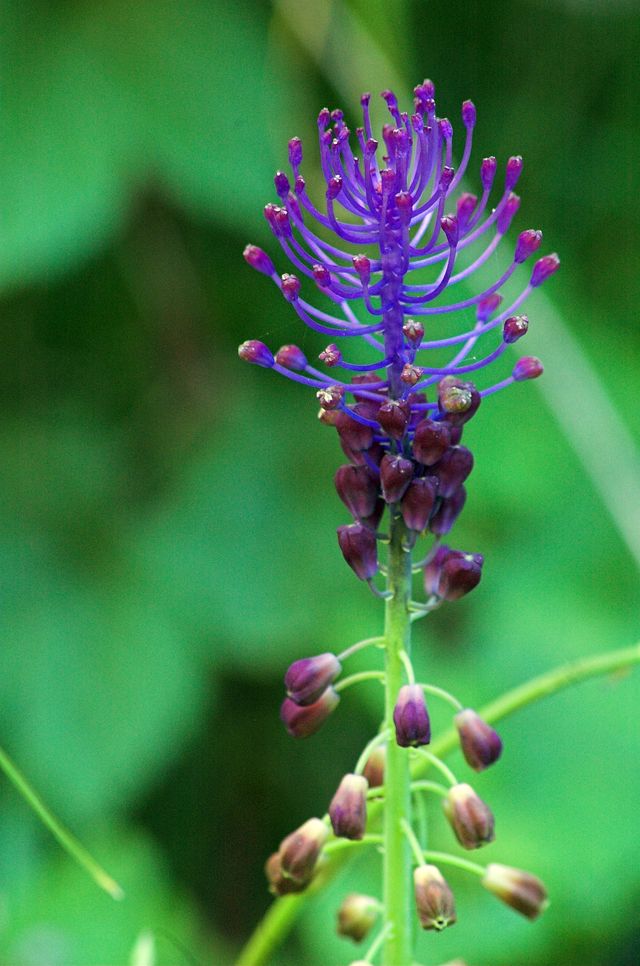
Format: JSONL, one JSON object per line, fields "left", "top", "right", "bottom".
{"left": 1, "top": 0, "right": 639, "bottom": 964}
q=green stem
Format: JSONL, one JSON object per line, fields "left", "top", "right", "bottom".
{"left": 0, "top": 744, "right": 124, "bottom": 900}
{"left": 382, "top": 511, "right": 414, "bottom": 966}
{"left": 335, "top": 670, "right": 385, "bottom": 693}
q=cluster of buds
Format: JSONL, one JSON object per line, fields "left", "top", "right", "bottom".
{"left": 280, "top": 652, "right": 342, "bottom": 737}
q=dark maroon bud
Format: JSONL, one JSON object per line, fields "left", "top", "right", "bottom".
{"left": 497, "top": 192, "right": 520, "bottom": 234}
{"left": 285, "top": 653, "right": 342, "bottom": 706}
{"left": 380, "top": 454, "right": 414, "bottom": 503}
{"left": 313, "top": 263, "right": 332, "bottom": 288}
{"left": 334, "top": 409, "right": 375, "bottom": 452}
{"left": 530, "top": 253, "right": 560, "bottom": 287}
{"left": 413, "top": 418, "right": 451, "bottom": 465}
{"left": 414, "top": 865, "right": 457, "bottom": 931}
{"left": 441, "top": 214, "right": 459, "bottom": 245}
{"left": 243, "top": 244, "right": 275, "bottom": 276}
{"left": 352, "top": 254, "right": 371, "bottom": 281}
{"left": 428, "top": 486, "right": 467, "bottom": 536}
{"left": 439, "top": 550, "right": 483, "bottom": 600}
{"left": 513, "top": 356, "right": 543, "bottom": 381}
{"left": 439, "top": 166, "right": 455, "bottom": 192}
{"left": 482, "top": 864, "right": 549, "bottom": 920}
{"left": 433, "top": 446, "right": 474, "bottom": 499}
{"left": 400, "top": 363, "right": 423, "bottom": 386}
{"left": 394, "top": 684, "right": 431, "bottom": 747}
{"left": 279, "top": 817, "right": 329, "bottom": 883}
{"left": 281, "top": 273, "right": 301, "bottom": 301}
{"left": 317, "top": 385, "right": 344, "bottom": 410}
{"left": 505, "top": 154, "right": 523, "bottom": 189}
{"left": 238, "top": 340, "right": 274, "bottom": 368}
{"left": 448, "top": 424, "right": 463, "bottom": 445}
{"left": 288, "top": 137, "right": 303, "bottom": 167}
{"left": 461, "top": 99, "right": 476, "bottom": 128}
{"left": 319, "top": 343, "right": 342, "bottom": 367}
{"left": 337, "top": 893, "right": 379, "bottom": 942}
{"left": 443, "top": 783, "right": 495, "bottom": 850}
{"left": 480, "top": 156, "right": 497, "bottom": 190}
{"left": 503, "top": 315, "right": 529, "bottom": 344}
{"left": 401, "top": 477, "right": 438, "bottom": 531}
{"left": 378, "top": 400, "right": 411, "bottom": 440}
{"left": 362, "top": 744, "right": 386, "bottom": 789}
{"left": 337, "top": 524, "right": 378, "bottom": 580}
{"left": 335, "top": 464, "right": 379, "bottom": 519}
{"left": 274, "top": 170, "right": 290, "bottom": 198}
{"left": 476, "top": 292, "right": 502, "bottom": 321}
{"left": 329, "top": 773, "right": 368, "bottom": 840}
{"left": 361, "top": 495, "right": 385, "bottom": 532}
{"left": 327, "top": 175, "right": 343, "bottom": 200}
{"left": 424, "top": 544, "right": 453, "bottom": 596}
{"left": 265, "top": 852, "right": 307, "bottom": 896}
{"left": 456, "top": 192, "right": 477, "bottom": 229}
{"left": 380, "top": 167, "right": 396, "bottom": 192}
{"left": 515, "top": 229, "right": 542, "bottom": 263}
{"left": 280, "top": 687, "right": 340, "bottom": 738}
{"left": 275, "top": 344, "right": 307, "bottom": 370}
{"left": 455, "top": 709, "right": 503, "bottom": 771}
{"left": 403, "top": 319, "right": 424, "bottom": 344}
{"left": 395, "top": 191, "right": 412, "bottom": 216}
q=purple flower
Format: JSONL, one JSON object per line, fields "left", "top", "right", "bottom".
{"left": 443, "top": 783, "right": 495, "bottom": 850}
{"left": 280, "top": 687, "right": 340, "bottom": 737}
{"left": 329, "top": 773, "right": 369, "bottom": 840}
{"left": 393, "top": 684, "right": 431, "bottom": 747}
{"left": 284, "top": 653, "right": 342, "bottom": 706}
{"left": 454, "top": 709, "right": 503, "bottom": 771}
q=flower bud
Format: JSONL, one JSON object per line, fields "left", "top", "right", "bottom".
{"left": 320, "top": 343, "right": 342, "bottom": 367}
{"left": 280, "top": 687, "right": 340, "bottom": 737}
{"left": 377, "top": 399, "right": 411, "bottom": 440}
{"left": 455, "top": 709, "right": 502, "bottom": 771}
{"left": 413, "top": 418, "right": 451, "bottom": 465}
{"left": 313, "top": 263, "right": 332, "bottom": 288}
{"left": 439, "top": 551, "right": 483, "bottom": 600}
{"left": 502, "top": 315, "right": 529, "bottom": 344}
{"left": 285, "top": 653, "right": 342, "bottom": 706}
{"left": 334, "top": 410, "right": 375, "bottom": 453}
{"left": 238, "top": 340, "right": 274, "bottom": 368}
{"left": 505, "top": 155, "right": 523, "bottom": 189}
{"left": 428, "top": 486, "right": 467, "bottom": 536}
{"left": 480, "top": 156, "right": 497, "bottom": 190}
{"left": 335, "top": 464, "right": 379, "bottom": 519}
{"left": 438, "top": 377, "right": 481, "bottom": 426}
{"left": 433, "top": 446, "right": 474, "bottom": 499}
{"left": 274, "top": 170, "right": 290, "bottom": 198}
{"left": 482, "top": 863, "right": 549, "bottom": 919}
{"left": 380, "top": 454, "right": 414, "bottom": 503}
{"left": 401, "top": 477, "right": 438, "bottom": 531}
{"left": 457, "top": 192, "right": 477, "bottom": 229}
{"left": 513, "top": 356, "right": 543, "bottom": 381}
{"left": 329, "top": 773, "right": 368, "bottom": 840}
{"left": 514, "top": 229, "right": 542, "bottom": 263}
{"left": 462, "top": 99, "right": 476, "bottom": 128}
{"left": 352, "top": 254, "right": 371, "bottom": 281}
{"left": 337, "top": 893, "right": 379, "bottom": 942}
{"left": 530, "top": 252, "right": 560, "bottom": 287}
{"left": 362, "top": 744, "right": 386, "bottom": 789}
{"left": 243, "top": 244, "right": 275, "bottom": 276}
{"left": 337, "top": 524, "right": 378, "bottom": 580}
{"left": 288, "top": 137, "right": 303, "bottom": 167}
{"left": 265, "top": 852, "right": 307, "bottom": 896}
{"left": 278, "top": 817, "right": 328, "bottom": 884}
{"left": 281, "top": 273, "right": 301, "bottom": 301}
{"left": 275, "top": 343, "right": 308, "bottom": 370}
{"left": 401, "top": 363, "right": 423, "bottom": 386}
{"left": 317, "top": 385, "right": 344, "bottom": 410}
{"left": 403, "top": 319, "right": 424, "bottom": 344}
{"left": 443, "top": 783, "right": 495, "bottom": 849}
{"left": 414, "top": 864, "right": 457, "bottom": 931}
{"left": 393, "top": 684, "right": 431, "bottom": 747}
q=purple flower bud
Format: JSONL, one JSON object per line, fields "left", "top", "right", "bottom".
{"left": 243, "top": 244, "right": 275, "bottom": 276}
{"left": 513, "top": 356, "right": 544, "bottom": 381}
{"left": 482, "top": 864, "right": 549, "bottom": 919}
{"left": 428, "top": 486, "right": 467, "bottom": 536}
{"left": 281, "top": 273, "right": 301, "bottom": 301}
{"left": 288, "top": 137, "right": 303, "bottom": 167}
{"left": 275, "top": 344, "right": 307, "bottom": 370}
{"left": 413, "top": 419, "right": 452, "bottom": 466}
{"left": 278, "top": 817, "right": 329, "bottom": 884}
{"left": 329, "top": 773, "right": 368, "bottom": 840}
{"left": 380, "top": 454, "right": 414, "bottom": 503}
{"left": 337, "top": 523, "right": 378, "bottom": 580}
{"left": 400, "top": 363, "right": 423, "bottom": 386}
{"left": 424, "top": 544, "right": 453, "bottom": 596}
{"left": 319, "top": 343, "right": 341, "bottom": 367}
{"left": 362, "top": 744, "right": 386, "bottom": 789}
{"left": 238, "top": 340, "right": 274, "bottom": 368}
{"left": 505, "top": 155, "right": 523, "bottom": 189}
{"left": 480, "top": 156, "right": 497, "bottom": 190}
{"left": 462, "top": 99, "right": 476, "bottom": 128}
{"left": 313, "top": 263, "right": 332, "bottom": 288}
{"left": 496, "top": 194, "right": 520, "bottom": 237}
{"left": 378, "top": 400, "right": 411, "bottom": 441}
{"left": 439, "top": 550, "right": 483, "bottom": 600}
{"left": 401, "top": 477, "right": 438, "bottom": 531}
{"left": 439, "top": 166, "right": 455, "bottom": 192}
{"left": 352, "top": 254, "right": 371, "bottom": 281}
{"left": 530, "top": 252, "right": 560, "bottom": 287}
{"left": 439, "top": 117, "right": 453, "bottom": 141}
{"left": 455, "top": 709, "right": 503, "bottom": 771}
{"left": 477, "top": 292, "right": 502, "bottom": 322}
{"left": 265, "top": 852, "right": 308, "bottom": 896}
{"left": 443, "top": 783, "right": 495, "bottom": 849}
{"left": 441, "top": 214, "right": 459, "bottom": 245}
{"left": 414, "top": 865, "right": 457, "bottom": 931}
{"left": 285, "top": 653, "right": 342, "bottom": 706}
{"left": 337, "top": 893, "right": 379, "bottom": 942}
{"left": 395, "top": 191, "right": 412, "bottom": 217}
{"left": 457, "top": 192, "right": 477, "bottom": 229}
{"left": 317, "top": 385, "right": 344, "bottom": 410}
{"left": 280, "top": 687, "right": 340, "bottom": 738}
{"left": 327, "top": 175, "right": 343, "bottom": 200}
{"left": 433, "top": 446, "right": 474, "bottom": 499}
{"left": 502, "top": 315, "right": 529, "bottom": 344}
{"left": 393, "top": 684, "right": 431, "bottom": 747}
{"left": 274, "top": 170, "right": 290, "bottom": 199}
{"left": 403, "top": 319, "right": 424, "bottom": 344}
{"left": 334, "top": 409, "right": 375, "bottom": 452}
{"left": 514, "top": 229, "right": 542, "bottom": 263}
{"left": 335, "top": 464, "right": 379, "bottom": 519}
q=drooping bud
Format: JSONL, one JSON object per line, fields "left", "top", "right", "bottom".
{"left": 378, "top": 399, "right": 411, "bottom": 440}
{"left": 319, "top": 343, "right": 342, "bottom": 367}
{"left": 265, "top": 852, "right": 308, "bottom": 896}
{"left": 401, "top": 477, "right": 438, "bottom": 531}
{"left": 413, "top": 419, "right": 451, "bottom": 465}
{"left": 424, "top": 544, "right": 453, "bottom": 596}
{"left": 337, "top": 893, "right": 379, "bottom": 942}
{"left": 329, "top": 773, "right": 368, "bottom": 840}
{"left": 243, "top": 244, "right": 275, "bottom": 276}
{"left": 443, "top": 783, "right": 495, "bottom": 850}
{"left": 393, "top": 684, "right": 431, "bottom": 747}
{"left": 428, "top": 486, "right": 467, "bottom": 536}
{"left": 502, "top": 315, "right": 529, "bottom": 344}
{"left": 432, "top": 446, "right": 474, "bottom": 499}
{"left": 403, "top": 319, "right": 424, "bottom": 344}
{"left": 414, "top": 865, "right": 457, "bottom": 931}
{"left": 275, "top": 344, "right": 307, "bottom": 370}
{"left": 337, "top": 523, "right": 378, "bottom": 580}
{"left": 281, "top": 273, "right": 301, "bottom": 301}
{"left": 438, "top": 550, "right": 484, "bottom": 600}
{"left": 334, "top": 409, "right": 375, "bottom": 452}
{"left": 285, "top": 653, "right": 342, "bottom": 706}
{"left": 280, "top": 687, "right": 340, "bottom": 737}
{"left": 513, "top": 356, "right": 543, "bottom": 381}
{"left": 401, "top": 363, "right": 423, "bottom": 386}
{"left": 278, "top": 817, "right": 329, "bottom": 884}
{"left": 380, "top": 454, "right": 414, "bottom": 503}
{"left": 455, "top": 709, "right": 503, "bottom": 771}
{"left": 482, "top": 864, "right": 549, "bottom": 920}
{"left": 530, "top": 253, "right": 560, "bottom": 287}
{"left": 334, "top": 464, "right": 379, "bottom": 519}
{"left": 362, "top": 744, "right": 386, "bottom": 788}
{"left": 515, "top": 229, "right": 542, "bottom": 263}
{"left": 238, "top": 340, "right": 274, "bottom": 368}
{"left": 317, "top": 385, "right": 344, "bottom": 410}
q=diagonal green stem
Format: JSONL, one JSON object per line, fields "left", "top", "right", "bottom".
{"left": 0, "top": 744, "right": 124, "bottom": 900}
